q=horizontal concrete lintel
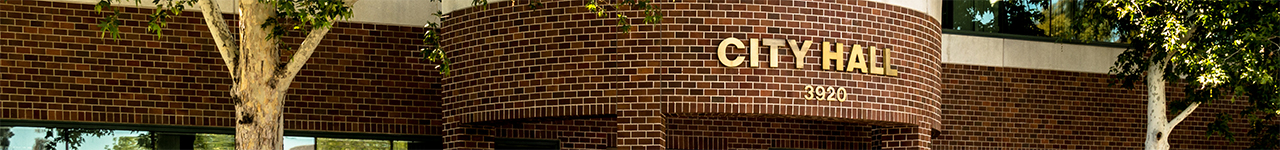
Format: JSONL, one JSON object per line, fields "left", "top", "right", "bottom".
{"left": 942, "top": 34, "right": 1126, "bottom": 74}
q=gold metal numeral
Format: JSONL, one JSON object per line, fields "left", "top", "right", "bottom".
{"left": 803, "top": 85, "right": 815, "bottom": 100}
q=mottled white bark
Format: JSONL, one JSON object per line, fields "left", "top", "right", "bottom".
{"left": 1145, "top": 20, "right": 1204, "bottom": 150}
{"left": 233, "top": 0, "right": 284, "bottom": 149}
{"left": 1168, "top": 102, "right": 1200, "bottom": 131}
{"left": 1145, "top": 59, "right": 1202, "bottom": 150}
{"left": 1145, "top": 60, "right": 1168, "bottom": 150}
{"left": 195, "top": 0, "right": 238, "bottom": 76}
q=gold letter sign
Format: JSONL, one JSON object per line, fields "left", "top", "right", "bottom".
{"left": 716, "top": 38, "right": 898, "bottom": 77}
{"left": 718, "top": 37, "right": 747, "bottom": 67}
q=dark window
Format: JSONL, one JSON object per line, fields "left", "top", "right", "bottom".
{"left": 943, "top": 0, "right": 1124, "bottom": 43}
{"left": 943, "top": 0, "right": 1049, "bottom": 36}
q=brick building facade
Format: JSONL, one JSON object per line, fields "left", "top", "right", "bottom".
{"left": 0, "top": 0, "right": 1256, "bottom": 149}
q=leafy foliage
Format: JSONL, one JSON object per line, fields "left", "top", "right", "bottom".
{"left": 91, "top": 0, "right": 353, "bottom": 46}
{"left": 92, "top": 0, "right": 125, "bottom": 39}
{"left": 585, "top": 0, "right": 664, "bottom": 32}
{"left": 262, "top": 0, "right": 355, "bottom": 54}
{"left": 91, "top": 0, "right": 194, "bottom": 39}
{"left": 422, "top": 16, "right": 451, "bottom": 76}
{"left": 94, "top": 0, "right": 355, "bottom": 70}
{"left": 146, "top": 0, "right": 195, "bottom": 38}
{"left": 1103, "top": 0, "right": 1280, "bottom": 148}
{"left": 263, "top": 0, "right": 353, "bottom": 31}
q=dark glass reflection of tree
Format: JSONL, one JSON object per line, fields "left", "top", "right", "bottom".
{"left": 997, "top": 0, "right": 1049, "bottom": 36}
{"left": 2, "top": 127, "right": 12, "bottom": 150}
{"left": 43, "top": 128, "right": 112, "bottom": 150}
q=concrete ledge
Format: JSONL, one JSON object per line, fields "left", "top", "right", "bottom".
{"left": 942, "top": 34, "right": 1126, "bottom": 74}
{"left": 865, "top": 0, "right": 941, "bottom": 21}
{"left": 441, "top": 0, "right": 507, "bottom": 14}
{"left": 441, "top": 0, "right": 941, "bottom": 21}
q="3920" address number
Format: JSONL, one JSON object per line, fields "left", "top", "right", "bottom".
{"left": 803, "top": 85, "right": 847, "bottom": 101}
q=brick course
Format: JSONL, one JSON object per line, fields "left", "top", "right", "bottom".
{"left": 665, "top": 114, "right": 877, "bottom": 149}
{"left": 442, "top": 0, "right": 942, "bottom": 129}
{"left": 934, "top": 63, "right": 1254, "bottom": 149}
{"left": 494, "top": 118, "right": 618, "bottom": 149}
{"left": 441, "top": 0, "right": 942, "bottom": 149}
{"left": 485, "top": 115, "right": 890, "bottom": 150}
{"left": 0, "top": 0, "right": 443, "bottom": 135}
{"left": 5, "top": 0, "right": 1255, "bottom": 149}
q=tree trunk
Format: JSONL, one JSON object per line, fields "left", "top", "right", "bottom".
{"left": 1144, "top": 58, "right": 1202, "bottom": 150}
{"left": 234, "top": 0, "right": 284, "bottom": 149}
{"left": 184, "top": 0, "right": 342, "bottom": 148}
{"left": 1145, "top": 60, "right": 1169, "bottom": 150}
{"left": 1143, "top": 27, "right": 1204, "bottom": 150}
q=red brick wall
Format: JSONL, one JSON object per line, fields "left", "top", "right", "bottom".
{"left": 441, "top": 0, "right": 942, "bottom": 129}
{"left": 13, "top": 0, "right": 1255, "bottom": 149}
{"left": 0, "top": 0, "right": 443, "bottom": 135}
{"left": 935, "top": 63, "right": 1253, "bottom": 149}
{"left": 494, "top": 118, "right": 618, "bottom": 149}
{"left": 666, "top": 115, "right": 878, "bottom": 149}
{"left": 441, "top": 0, "right": 942, "bottom": 149}
{"left": 487, "top": 115, "right": 884, "bottom": 150}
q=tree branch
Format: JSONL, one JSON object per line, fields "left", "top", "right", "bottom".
{"left": 1166, "top": 102, "right": 1201, "bottom": 131}
{"left": 1267, "top": 36, "right": 1280, "bottom": 51}
{"left": 273, "top": 26, "right": 332, "bottom": 92}
{"left": 271, "top": 0, "right": 355, "bottom": 92}
{"left": 195, "top": 0, "right": 240, "bottom": 77}
{"left": 1160, "top": 11, "right": 1202, "bottom": 131}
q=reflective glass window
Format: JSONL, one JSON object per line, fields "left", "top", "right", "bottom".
{"left": 317, "top": 138, "right": 391, "bottom": 150}
{"left": 193, "top": 133, "right": 234, "bottom": 150}
{"left": 0, "top": 125, "right": 436, "bottom": 150}
{"left": 943, "top": 0, "right": 1124, "bottom": 43}
{"left": 2, "top": 126, "right": 151, "bottom": 150}
{"left": 285, "top": 136, "right": 316, "bottom": 150}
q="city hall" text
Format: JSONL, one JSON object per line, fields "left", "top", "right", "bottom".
{"left": 716, "top": 37, "right": 898, "bottom": 77}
